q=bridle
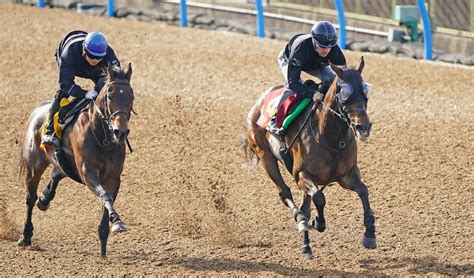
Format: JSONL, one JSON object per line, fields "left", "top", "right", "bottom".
{"left": 310, "top": 81, "right": 367, "bottom": 152}
{"left": 89, "top": 80, "right": 133, "bottom": 150}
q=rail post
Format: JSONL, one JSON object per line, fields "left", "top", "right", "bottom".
{"left": 37, "top": 0, "right": 45, "bottom": 8}
{"left": 256, "top": 0, "right": 265, "bottom": 38}
{"left": 416, "top": 0, "right": 432, "bottom": 60}
{"left": 180, "top": 0, "right": 188, "bottom": 27}
{"left": 334, "top": 0, "right": 346, "bottom": 49}
{"left": 107, "top": 0, "right": 115, "bottom": 17}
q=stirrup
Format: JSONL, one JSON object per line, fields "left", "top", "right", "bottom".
{"left": 278, "top": 133, "right": 288, "bottom": 154}
{"left": 42, "top": 133, "right": 60, "bottom": 146}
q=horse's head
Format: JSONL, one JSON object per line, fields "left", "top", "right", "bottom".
{"left": 96, "top": 62, "right": 134, "bottom": 143}
{"left": 330, "top": 57, "right": 373, "bottom": 141}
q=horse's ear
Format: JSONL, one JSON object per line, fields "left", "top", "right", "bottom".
{"left": 330, "top": 63, "right": 344, "bottom": 78}
{"left": 357, "top": 56, "right": 365, "bottom": 74}
{"left": 126, "top": 62, "right": 132, "bottom": 82}
{"left": 107, "top": 62, "right": 114, "bottom": 80}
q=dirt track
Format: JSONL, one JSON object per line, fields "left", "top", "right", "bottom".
{"left": 0, "top": 4, "right": 473, "bottom": 276}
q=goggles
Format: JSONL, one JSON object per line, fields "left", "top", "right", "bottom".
{"left": 312, "top": 37, "right": 337, "bottom": 49}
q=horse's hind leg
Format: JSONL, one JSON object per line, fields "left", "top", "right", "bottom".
{"left": 260, "top": 152, "right": 308, "bottom": 233}
{"left": 37, "top": 168, "right": 65, "bottom": 211}
{"left": 18, "top": 164, "right": 48, "bottom": 246}
{"left": 300, "top": 193, "right": 313, "bottom": 260}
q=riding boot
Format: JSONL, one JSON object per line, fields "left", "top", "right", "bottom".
{"left": 278, "top": 129, "right": 294, "bottom": 173}
{"left": 41, "top": 98, "right": 61, "bottom": 147}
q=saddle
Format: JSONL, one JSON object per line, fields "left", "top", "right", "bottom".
{"left": 53, "top": 97, "right": 90, "bottom": 138}
{"left": 257, "top": 86, "right": 304, "bottom": 130}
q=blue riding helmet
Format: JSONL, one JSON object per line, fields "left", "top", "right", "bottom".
{"left": 311, "top": 21, "right": 338, "bottom": 48}
{"left": 83, "top": 31, "right": 108, "bottom": 58}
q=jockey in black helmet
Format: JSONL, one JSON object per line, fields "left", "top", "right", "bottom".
{"left": 42, "top": 30, "right": 120, "bottom": 147}
{"left": 271, "top": 21, "right": 347, "bottom": 137}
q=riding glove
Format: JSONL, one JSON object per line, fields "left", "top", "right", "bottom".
{"left": 313, "top": 92, "right": 324, "bottom": 102}
{"left": 85, "top": 89, "right": 98, "bottom": 99}
{"left": 94, "top": 77, "right": 106, "bottom": 93}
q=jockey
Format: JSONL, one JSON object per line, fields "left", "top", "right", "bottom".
{"left": 42, "top": 30, "right": 121, "bottom": 146}
{"left": 270, "top": 21, "right": 347, "bottom": 138}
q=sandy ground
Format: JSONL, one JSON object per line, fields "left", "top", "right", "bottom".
{"left": 0, "top": 4, "right": 473, "bottom": 276}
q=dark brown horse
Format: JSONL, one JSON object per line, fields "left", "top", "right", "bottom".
{"left": 18, "top": 63, "right": 134, "bottom": 256}
{"left": 243, "top": 57, "right": 376, "bottom": 259}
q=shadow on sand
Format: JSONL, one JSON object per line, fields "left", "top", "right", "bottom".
{"left": 359, "top": 256, "right": 473, "bottom": 276}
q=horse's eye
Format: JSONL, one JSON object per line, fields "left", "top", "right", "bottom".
{"left": 338, "top": 83, "right": 352, "bottom": 102}
{"left": 362, "top": 82, "right": 373, "bottom": 99}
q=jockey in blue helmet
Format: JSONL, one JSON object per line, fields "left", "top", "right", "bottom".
{"left": 42, "top": 30, "right": 120, "bottom": 147}
{"left": 271, "top": 21, "right": 347, "bottom": 153}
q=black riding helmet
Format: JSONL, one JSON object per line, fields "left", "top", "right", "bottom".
{"left": 311, "top": 21, "right": 338, "bottom": 48}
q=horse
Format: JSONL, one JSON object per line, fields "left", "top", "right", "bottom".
{"left": 18, "top": 63, "right": 135, "bottom": 256}
{"left": 242, "top": 57, "right": 376, "bottom": 260}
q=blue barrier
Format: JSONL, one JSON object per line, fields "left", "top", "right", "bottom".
{"left": 334, "top": 0, "right": 346, "bottom": 49}
{"left": 416, "top": 0, "right": 432, "bottom": 60}
{"left": 37, "top": 0, "right": 45, "bottom": 8}
{"left": 107, "top": 0, "right": 115, "bottom": 17}
{"left": 180, "top": 0, "right": 187, "bottom": 27}
{"left": 256, "top": 0, "right": 265, "bottom": 38}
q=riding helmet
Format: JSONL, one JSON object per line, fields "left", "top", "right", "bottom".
{"left": 83, "top": 31, "right": 108, "bottom": 58}
{"left": 311, "top": 21, "right": 338, "bottom": 48}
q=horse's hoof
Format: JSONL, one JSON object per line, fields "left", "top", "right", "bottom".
{"left": 362, "top": 236, "right": 377, "bottom": 249}
{"left": 297, "top": 220, "right": 309, "bottom": 233}
{"left": 301, "top": 245, "right": 313, "bottom": 260}
{"left": 18, "top": 237, "right": 31, "bottom": 246}
{"left": 36, "top": 199, "right": 50, "bottom": 211}
{"left": 111, "top": 222, "right": 127, "bottom": 233}
{"left": 311, "top": 218, "right": 326, "bottom": 232}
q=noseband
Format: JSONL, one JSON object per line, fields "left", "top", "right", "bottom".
{"left": 90, "top": 80, "right": 132, "bottom": 150}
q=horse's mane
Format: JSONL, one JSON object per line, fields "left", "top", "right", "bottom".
{"left": 318, "top": 65, "right": 361, "bottom": 132}
{"left": 318, "top": 77, "right": 338, "bottom": 132}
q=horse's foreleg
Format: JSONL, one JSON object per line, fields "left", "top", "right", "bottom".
{"left": 300, "top": 194, "right": 313, "bottom": 260}
{"left": 340, "top": 172, "right": 377, "bottom": 249}
{"left": 18, "top": 166, "right": 46, "bottom": 246}
{"left": 94, "top": 185, "right": 126, "bottom": 233}
{"left": 82, "top": 170, "right": 126, "bottom": 256}
{"left": 98, "top": 206, "right": 109, "bottom": 257}
{"left": 312, "top": 190, "right": 326, "bottom": 232}
{"left": 37, "top": 169, "right": 65, "bottom": 211}
{"left": 107, "top": 179, "right": 126, "bottom": 233}
{"left": 299, "top": 172, "right": 326, "bottom": 232}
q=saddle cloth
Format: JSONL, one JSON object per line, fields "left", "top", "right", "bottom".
{"left": 42, "top": 97, "right": 90, "bottom": 138}
{"left": 256, "top": 86, "right": 302, "bottom": 129}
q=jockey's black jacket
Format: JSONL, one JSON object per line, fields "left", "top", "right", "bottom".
{"left": 283, "top": 33, "right": 346, "bottom": 97}
{"left": 56, "top": 30, "right": 120, "bottom": 98}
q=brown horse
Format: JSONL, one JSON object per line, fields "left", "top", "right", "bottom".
{"left": 18, "top": 63, "right": 134, "bottom": 256}
{"left": 243, "top": 57, "right": 376, "bottom": 259}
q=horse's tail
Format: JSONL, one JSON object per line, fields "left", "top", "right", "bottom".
{"left": 239, "top": 131, "right": 259, "bottom": 168}
{"left": 18, "top": 144, "right": 27, "bottom": 181}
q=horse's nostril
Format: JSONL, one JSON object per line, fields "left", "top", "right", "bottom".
{"left": 113, "top": 129, "right": 120, "bottom": 136}
{"left": 356, "top": 124, "right": 363, "bottom": 131}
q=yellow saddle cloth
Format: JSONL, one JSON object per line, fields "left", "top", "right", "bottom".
{"left": 41, "top": 97, "right": 77, "bottom": 139}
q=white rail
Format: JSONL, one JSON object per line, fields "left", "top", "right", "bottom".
{"left": 161, "top": 0, "right": 389, "bottom": 37}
